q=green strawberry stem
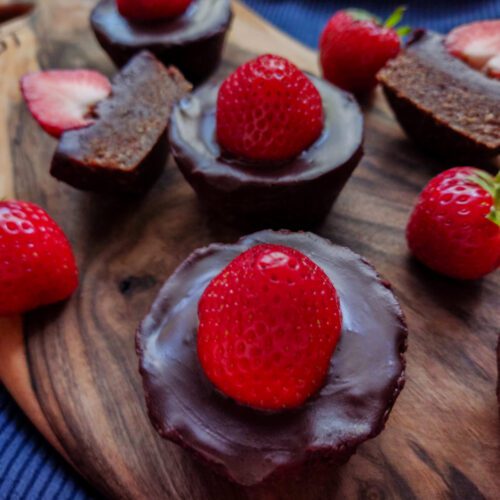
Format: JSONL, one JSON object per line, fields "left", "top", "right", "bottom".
{"left": 470, "top": 170, "right": 500, "bottom": 226}
{"left": 385, "top": 5, "right": 411, "bottom": 37}
{"left": 384, "top": 6, "right": 406, "bottom": 28}
{"left": 396, "top": 26, "right": 412, "bottom": 37}
{"left": 345, "top": 6, "right": 411, "bottom": 38}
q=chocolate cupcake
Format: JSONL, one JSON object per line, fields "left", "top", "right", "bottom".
{"left": 169, "top": 54, "right": 364, "bottom": 227}
{"left": 91, "top": 0, "right": 232, "bottom": 84}
{"left": 136, "top": 230, "right": 407, "bottom": 486}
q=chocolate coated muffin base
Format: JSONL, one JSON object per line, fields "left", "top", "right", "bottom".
{"left": 137, "top": 230, "right": 407, "bottom": 486}
{"left": 91, "top": 0, "right": 232, "bottom": 84}
{"left": 169, "top": 76, "right": 364, "bottom": 228}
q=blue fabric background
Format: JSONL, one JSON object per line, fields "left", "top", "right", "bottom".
{"left": 1, "top": 1, "right": 499, "bottom": 498}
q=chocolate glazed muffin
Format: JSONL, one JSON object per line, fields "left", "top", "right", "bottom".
{"left": 378, "top": 30, "right": 500, "bottom": 163}
{"left": 169, "top": 76, "right": 364, "bottom": 228}
{"left": 91, "top": 0, "right": 233, "bottom": 84}
{"left": 136, "top": 230, "right": 407, "bottom": 486}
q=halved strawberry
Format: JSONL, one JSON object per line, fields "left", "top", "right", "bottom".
{"left": 445, "top": 20, "right": 500, "bottom": 77}
{"left": 20, "top": 70, "right": 111, "bottom": 138}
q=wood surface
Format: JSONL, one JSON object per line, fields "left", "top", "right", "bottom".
{"left": 0, "top": 1, "right": 499, "bottom": 498}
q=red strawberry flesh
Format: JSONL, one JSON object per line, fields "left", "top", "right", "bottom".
{"left": 197, "top": 243, "right": 342, "bottom": 410}
{"left": 20, "top": 70, "right": 111, "bottom": 138}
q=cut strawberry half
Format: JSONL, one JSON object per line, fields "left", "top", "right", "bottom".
{"left": 20, "top": 70, "right": 112, "bottom": 138}
{"left": 445, "top": 20, "right": 500, "bottom": 75}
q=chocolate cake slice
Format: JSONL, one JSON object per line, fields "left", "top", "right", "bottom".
{"left": 378, "top": 30, "right": 500, "bottom": 162}
{"left": 51, "top": 51, "right": 191, "bottom": 193}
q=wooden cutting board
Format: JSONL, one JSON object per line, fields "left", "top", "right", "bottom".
{"left": 0, "top": 1, "right": 499, "bottom": 498}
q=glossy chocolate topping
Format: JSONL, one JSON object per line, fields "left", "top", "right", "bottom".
{"left": 137, "top": 231, "right": 407, "bottom": 486}
{"left": 171, "top": 75, "right": 362, "bottom": 185}
{"left": 169, "top": 76, "right": 364, "bottom": 226}
{"left": 91, "top": 0, "right": 232, "bottom": 84}
{"left": 378, "top": 30, "right": 500, "bottom": 161}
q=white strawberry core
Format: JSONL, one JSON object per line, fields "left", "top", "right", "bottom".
{"left": 463, "top": 38, "right": 500, "bottom": 69}
{"left": 486, "top": 53, "right": 500, "bottom": 76}
{"left": 49, "top": 78, "right": 109, "bottom": 122}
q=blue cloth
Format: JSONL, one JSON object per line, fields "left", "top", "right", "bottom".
{"left": 2, "top": 1, "right": 500, "bottom": 498}
{"left": 0, "top": 387, "right": 94, "bottom": 499}
{"left": 244, "top": 0, "right": 500, "bottom": 48}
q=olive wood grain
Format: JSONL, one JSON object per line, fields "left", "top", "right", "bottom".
{"left": 0, "top": 1, "right": 499, "bottom": 498}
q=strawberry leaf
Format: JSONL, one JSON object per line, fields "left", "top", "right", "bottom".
{"left": 396, "top": 26, "right": 412, "bottom": 37}
{"left": 489, "top": 209, "right": 500, "bottom": 226}
{"left": 384, "top": 6, "right": 407, "bottom": 28}
{"left": 345, "top": 8, "right": 381, "bottom": 24}
{"left": 469, "top": 170, "right": 500, "bottom": 227}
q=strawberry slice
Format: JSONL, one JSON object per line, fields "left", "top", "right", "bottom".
{"left": 20, "top": 70, "right": 111, "bottom": 138}
{"left": 445, "top": 20, "right": 500, "bottom": 75}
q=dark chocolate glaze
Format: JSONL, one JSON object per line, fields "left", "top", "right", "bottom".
{"left": 136, "top": 230, "right": 407, "bottom": 486}
{"left": 51, "top": 51, "right": 191, "bottom": 194}
{"left": 378, "top": 30, "right": 500, "bottom": 163}
{"left": 169, "top": 76, "right": 364, "bottom": 228}
{"left": 91, "top": 0, "right": 232, "bottom": 84}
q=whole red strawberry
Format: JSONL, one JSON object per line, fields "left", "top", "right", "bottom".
{"left": 197, "top": 244, "right": 342, "bottom": 410}
{"left": 407, "top": 167, "right": 500, "bottom": 280}
{"left": 0, "top": 201, "right": 78, "bottom": 315}
{"left": 216, "top": 54, "right": 324, "bottom": 163}
{"left": 117, "top": 0, "right": 192, "bottom": 22}
{"left": 320, "top": 7, "right": 409, "bottom": 94}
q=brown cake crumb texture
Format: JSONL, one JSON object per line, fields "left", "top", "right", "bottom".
{"left": 79, "top": 52, "right": 191, "bottom": 170}
{"left": 378, "top": 32, "right": 500, "bottom": 154}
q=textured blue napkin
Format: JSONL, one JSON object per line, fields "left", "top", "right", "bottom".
{"left": 245, "top": 0, "right": 500, "bottom": 48}
{"left": 1, "top": 1, "right": 500, "bottom": 498}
